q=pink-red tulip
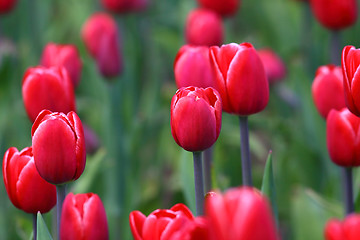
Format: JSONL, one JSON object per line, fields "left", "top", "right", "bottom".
{"left": 171, "top": 86, "right": 222, "bottom": 152}
{"left": 0, "top": 0, "right": 16, "bottom": 14}
{"left": 174, "top": 45, "right": 215, "bottom": 89}
{"left": 210, "top": 43, "right": 269, "bottom": 115}
{"left": 205, "top": 187, "right": 279, "bottom": 240}
{"left": 2, "top": 147, "right": 56, "bottom": 214}
{"left": 309, "top": 0, "right": 357, "bottom": 30}
{"left": 82, "top": 13, "right": 123, "bottom": 78}
{"left": 185, "top": 8, "right": 223, "bottom": 47}
{"left": 40, "top": 43, "right": 82, "bottom": 88}
{"left": 196, "top": 0, "right": 240, "bottom": 16}
{"left": 257, "top": 48, "right": 286, "bottom": 84}
{"left": 32, "top": 110, "right": 86, "bottom": 184}
{"left": 60, "top": 193, "right": 108, "bottom": 240}
{"left": 312, "top": 64, "right": 345, "bottom": 119}
{"left": 326, "top": 108, "right": 360, "bottom": 167}
{"left": 325, "top": 214, "right": 360, "bottom": 240}
{"left": 22, "top": 66, "right": 76, "bottom": 122}
{"left": 101, "top": 0, "right": 148, "bottom": 13}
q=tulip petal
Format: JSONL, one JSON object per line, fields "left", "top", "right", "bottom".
{"left": 130, "top": 211, "right": 147, "bottom": 240}
{"left": 350, "top": 67, "right": 360, "bottom": 116}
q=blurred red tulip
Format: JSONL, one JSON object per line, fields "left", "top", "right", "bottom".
{"left": 171, "top": 86, "right": 222, "bottom": 152}
{"left": 325, "top": 214, "right": 360, "bottom": 240}
{"left": 185, "top": 8, "right": 223, "bottom": 47}
{"left": 205, "top": 187, "right": 279, "bottom": 240}
{"left": 32, "top": 110, "right": 86, "bottom": 184}
{"left": 60, "top": 193, "right": 108, "bottom": 240}
{"left": 210, "top": 43, "right": 269, "bottom": 115}
{"left": 309, "top": 0, "right": 357, "bottom": 30}
{"left": 2, "top": 147, "right": 56, "bottom": 214}
{"left": 257, "top": 48, "right": 286, "bottom": 84}
{"left": 325, "top": 219, "right": 344, "bottom": 240}
{"left": 312, "top": 64, "right": 345, "bottom": 119}
{"left": 174, "top": 45, "right": 215, "bottom": 89}
{"left": 22, "top": 66, "right": 76, "bottom": 122}
{"left": 0, "top": 0, "right": 16, "bottom": 14}
{"left": 101, "top": 0, "right": 148, "bottom": 13}
{"left": 82, "top": 13, "right": 123, "bottom": 78}
{"left": 40, "top": 43, "right": 83, "bottom": 88}
{"left": 326, "top": 108, "right": 360, "bottom": 167}
{"left": 196, "top": 0, "right": 240, "bottom": 16}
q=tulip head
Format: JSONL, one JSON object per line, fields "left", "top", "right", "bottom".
{"left": 2, "top": 147, "right": 56, "bottom": 214}
{"left": 257, "top": 48, "right": 286, "bottom": 84}
{"left": 32, "top": 110, "right": 86, "bottom": 184}
{"left": 0, "top": 0, "right": 17, "bottom": 14}
{"left": 325, "top": 214, "right": 360, "bottom": 240}
{"left": 196, "top": 0, "right": 240, "bottom": 16}
{"left": 101, "top": 0, "right": 148, "bottom": 13}
{"left": 171, "top": 86, "right": 222, "bottom": 152}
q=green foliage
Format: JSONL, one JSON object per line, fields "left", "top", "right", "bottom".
{"left": 36, "top": 213, "right": 53, "bottom": 240}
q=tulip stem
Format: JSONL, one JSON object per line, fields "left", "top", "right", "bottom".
{"left": 33, "top": 213, "right": 37, "bottom": 240}
{"left": 203, "top": 147, "right": 213, "bottom": 193}
{"left": 330, "top": 31, "right": 341, "bottom": 65}
{"left": 56, "top": 184, "right": 67, "bottom": 240}
{"left": 239, "top": 116, "right": 252, "bottom": 186}
{"left": 342, "top": 167, "right": 354, "bottom": 215}
{"left": 193, "top": 151, "right": 205, "bottom": 216}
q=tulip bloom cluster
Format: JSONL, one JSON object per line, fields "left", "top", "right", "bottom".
{"left": 325, "top": 214, "right": 360, "bottom": 240}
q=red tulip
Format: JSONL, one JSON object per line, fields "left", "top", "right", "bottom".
{"left": 40, "top": 43, "right": 83, "bottom": 88}
{"left": 325, "top": 219, "right": 344, "bottom": 240}
{"left": 312, "top": 64, "right": 345, "bottom": 119}
{"left": 309, "top": 0, "right": 357, "bottom": 30}
{"left": 185, "top": 8, "right": 223, "bottom": 47}
{"left": 257, "top": 48, "right": 286, "bottom": 84}
{"left": 210, "top": 43, "right": 269, "bottom": 115}
{"left": 174, "top": 45, "right": 215, "bottom": 89}
{"left": 325, "top": 214, "right": 360, "bottom": 240}
{"left": 60, "top": 193, "right": 108, "bottom": 240}
{"left": 82, "top": 13, "right": 123, "bottom": 78}
{"left": 0, "top": 0, "right": 16, "bottom": 14}
{"left": 2, "top": 147, "right": 56, "bottom": 214}
{"left": 170, "top": 86, "right": 222, "bottom": 152}
{"left": 101, "top": 0, "right": 148, "bottom": 13}
{"left": 196, "top": 0, "right": 240, "bottom": 16}
{"left": 32, "top": 110, "right": 86, "bottom": 184}
{"left": 205, "top": 187, "right": 279, "bottom": 240}
{"left": 22, "top": 66, "right": 76, "bottom": 122}
{"left": 326, "top": 108, "right": 360, "bottom": 167}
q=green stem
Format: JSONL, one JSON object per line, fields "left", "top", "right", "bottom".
{"left": 193, "top": 151, "right": 204, "bottom": 216}
{"left": 239, "top": 116, "right": 252, "bottom": 186}
{"left": 33, "top": 213, "right": 37, "bottom": 240}
{"left": 342, "top": 167, "right": 354, "bottom": 215}
{"left": 330, "top": 31, "right": 341, "bottom": 65}
{"left": 56, "top": 185, "right": 66, "bottom": 240}
{"left": 203, "top": 147, "right": 213, "bottom": 193}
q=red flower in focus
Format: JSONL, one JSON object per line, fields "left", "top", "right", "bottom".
{"left": 325, "top": 214, "right": 360, "bottom": 240}
{"left": 196, "top": 0, "right": 240, "bottom": 16}
{"left": 101, "top": 0, "right": 148, "bottom": 13}
{"left": 257, "top": 48, "right": 286, "bottom": 84}
{"left": 2, "top": 147, "right": 56, "bottom": 214}
{"left": 0, "top": 0, "right": 16, "bottom": 14}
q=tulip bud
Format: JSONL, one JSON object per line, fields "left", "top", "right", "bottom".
{"left": 40, "top": 43, "right": 83, "bottom": 88}
{"left": 32, "top": 110, "right": 86, "bottom": 184}
{"left": 324, "top": 219, "right": 344, "bottom": 240}
{"left": 326, "top": 108, "right": 360, "bottom": 167}
{"left": 309, "top": 0, "right": 357, "bottom": 30}
{"left": 174, "top": 45, "right": 215, "bottom": 89}
{"left": 196, "top": 0, "right": 240, "bottom": 16}
{"left": 0, "top": 0, "right": 16, "bottom": 14}
{"left": 101, "top": 0, "right": 148, "bottom": 13}
{"left": 22, "top": 66, "right": 76, "bottom": 122}
{"left": 82, "top": 13, "right": 123, "bottom": 78}
{"left": 170, "top": 86, "right": 222, "bottom": 152}
{"left": 205, "top": 187, "right": 278, "bottom": 240}
{"left": 60, "top": 193, "right": 108, "bottom": 240}
{"left": 257, "top": 48, "right": 286, "bottom": 84}
{"left": 324, "top": 214, "right": 360, "bottom": 240}
{"left": 2, "top": 147, "right": 56, "bottom": 214}
{"left": 185, "top": 9, "right": 223, "bottom": 47}
{"left": 210, "top": 43, "right": 269, "bottom": 115}
{"left": 312, "top": 65, "right": 345, "bottom": 119}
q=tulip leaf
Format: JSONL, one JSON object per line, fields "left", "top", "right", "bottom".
{"left": 179, "top": 150, "right": 196, "bottom": 214}
{"left": 36, "top": 212, "right": 53, "bottom": 240}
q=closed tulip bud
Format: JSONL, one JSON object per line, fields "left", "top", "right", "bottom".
{"left": 196, "top": 0, "right": 240, "bottom": 16}
{"left": 32, "top": 110, "right": 86, "bottom": 184}
{"left": 312, "top": 65, "right": 345, "bottom": 119}
{"left": 82, "top": 13, "right": 123, "bottom": 78}
{"left": 309, "top": 0, "right": 357, "bottom": 30}
{"left": 185, "top": 9, "right": 223, "bottom": 47}
{"left": 174, "top": 45, "right": 215, "bottom": 89}
{"left": 257, "top": 48, "right": 286, "bottom": 84}
{"left": 101, "top": 0, "right": 148, "bottom": 13}
{"left": 0, "top": 0, "right": 16, "bottom": 14}
{"left": 205, "top": 187, "right": 279, "bottom": 240}
{"left": 326, "top": 108, "right": 360, "bottom": 167}
{"left": 324, "top": 219, "right": 344, "bottom": 240}
{"left": 325, "top": 214, "right": 360, "bottom": 240}
{"left": 210, "top": 43, "right": 269, "bottom": 115}
{"left": 2, "top": 147, "right": 56, "bottom": 214}
{"left": 22, "top": 66, "right": 76, "bottom": 122}
{"left": 171, "top": 86, "right": 222, "bottom": 152}
{"left": 60, "top": 193, "right": 108, "bottom": 240}
{"left": 40, "top": 43, "right": 82, "bottom": 88}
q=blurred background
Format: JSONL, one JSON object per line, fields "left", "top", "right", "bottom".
{"left": 0, "top": 0, "right": 359, "bottom": 239}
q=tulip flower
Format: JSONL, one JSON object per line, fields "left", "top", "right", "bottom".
{"left": 22, "top": 66, "right": 76, "bottom": 122}
{"left": 2, "top": 147, "right": 57, "bottom": 214}
{"left": 101, "top": 0, "right": 148, "bottom": 13}
{"left": 205, "top": 187, "right": 278, "bottom": 240}
{"left": 82, "top": 13, "right": 123, "bottom": 78}
{"left": 60, "top": 193, "right": 108, "bottom": 240}
{"left": 174, "top": 45, "right": 215, "bottom": 89}
{"left": 309, "top": 0, "right": 357, "bottom": 30}
{"left": 312, "top": 64, "right": 345, "bottom": 119}
{"left": 40, "top": 43, "right": 83, "bottom": 88}
{"left": 0, "top": 0, "right": 16, "bottom": 14}
{"left": 257, "top": 48, "right": 286, "bottom": 84}
{"left": 185, "top": 9, "right": 223, "bottom": 47}
{"left": 325, "top": 214, "right": 360, "bottom": 240}
{"left": 196, "top": 0, "right": 240, "bottom": 16}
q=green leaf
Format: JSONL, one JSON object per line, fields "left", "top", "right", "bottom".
{"left": 36, "top": 212, "right": 53, "bottom": 240}
{"left": 179, "top": 150, "right": 196, "bottom": 214}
